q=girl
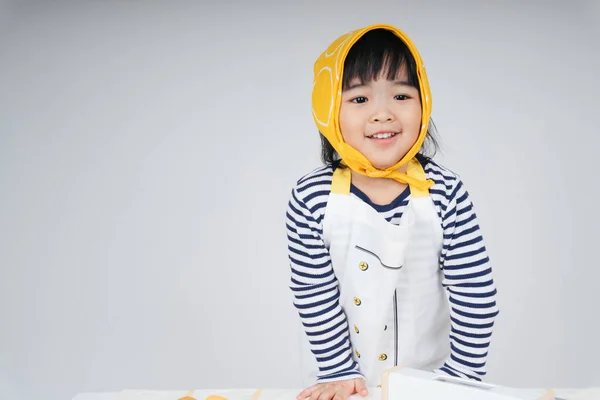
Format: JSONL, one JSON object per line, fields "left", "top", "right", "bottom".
{"left": 286, "top": 24, "right": 499, "bottom": 400}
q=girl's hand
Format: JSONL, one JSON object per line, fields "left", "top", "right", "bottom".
{"left": 296, "top": 378, "right": 369, "bottom": 400}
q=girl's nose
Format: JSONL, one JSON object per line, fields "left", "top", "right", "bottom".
{"left": 372, "top": 115, "right": 393, "bottom": 122}
{"left": 370, "top": 111, "right": 394, "bottom": 123}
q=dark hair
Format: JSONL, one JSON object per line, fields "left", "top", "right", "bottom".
{"left": 320, "top": 28, "right": 441, "bottom": 168}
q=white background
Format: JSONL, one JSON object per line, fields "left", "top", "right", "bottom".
{"left": 1, "top": 1, "right": 599, "bottom": 400}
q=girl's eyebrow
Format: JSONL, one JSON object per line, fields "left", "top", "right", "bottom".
{"left": 344, "top": 80, "right": 415, "bottom": 92}
{"left": 344, "top": 81, "right": 365, "bottom": 91}
{"left": 393, "top": 80, "right": 413, "bottom": 87}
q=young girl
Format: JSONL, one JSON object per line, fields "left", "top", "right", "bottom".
{"left": 286, "top": 24, "right": 499, "bottom": 400}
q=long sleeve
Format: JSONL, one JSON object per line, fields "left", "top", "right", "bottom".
{"left": 286, "top": 186, "right": 363, "bottom": 383}
{"left": 434, "top": 178, "right": 499, "bottom": 381}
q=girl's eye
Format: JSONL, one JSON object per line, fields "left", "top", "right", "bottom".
{"left": 351, "top": 96, "right": 368, "bottom": 104}
{"left": 395, "top": 94, "right": 410, "bottom": 100}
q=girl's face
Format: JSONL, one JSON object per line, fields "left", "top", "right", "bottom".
{"left": 339, "top": 67, "right": 422, "bottom": 170}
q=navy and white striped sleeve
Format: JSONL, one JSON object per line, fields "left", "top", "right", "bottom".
{"left": 286, "top": 186, "right": 363, "bottom": 383}
{"left": 434, "top": 178, "right": 499, "bottom": 381}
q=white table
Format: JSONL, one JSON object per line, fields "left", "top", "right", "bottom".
{"left": 72, "top": 387, "right": 600, "bottom": 400}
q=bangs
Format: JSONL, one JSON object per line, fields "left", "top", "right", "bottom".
{"left": 342, "top": 28, "right": 420, "bottom": 91}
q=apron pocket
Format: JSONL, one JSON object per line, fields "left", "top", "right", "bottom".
{"left": 354, "top": 244, "right": 404, "bottom": 269}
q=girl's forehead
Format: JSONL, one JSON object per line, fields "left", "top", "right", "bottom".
{"left": 347, "top": 67, "right": 409, "bottom": 83}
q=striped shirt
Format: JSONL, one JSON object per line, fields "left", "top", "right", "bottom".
{"left": 286, "top": 156, "right": 499, "bottom": 383}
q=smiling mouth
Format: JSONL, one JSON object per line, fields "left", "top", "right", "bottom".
{"left": 367, "top": 132, "right": 398, "bottom": 139}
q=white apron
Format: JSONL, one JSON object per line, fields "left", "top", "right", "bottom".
{"left": 299, "top": 159, "right": 451, "bottom": 387}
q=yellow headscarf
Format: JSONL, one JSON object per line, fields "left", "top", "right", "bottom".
{"left": 311, "top": 23, "right": 434, "bottom": 190}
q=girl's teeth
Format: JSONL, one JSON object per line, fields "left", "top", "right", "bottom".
{"left": 372, "top": 132, "right": 395, "bottom": 139}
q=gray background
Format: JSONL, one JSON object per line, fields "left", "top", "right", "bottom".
{"left": 1, "top": 1, "right": 599, "bottom": 400}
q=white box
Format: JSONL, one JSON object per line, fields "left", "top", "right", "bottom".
{"left": 382, "top": 368, "right": 555, "bottom": 400}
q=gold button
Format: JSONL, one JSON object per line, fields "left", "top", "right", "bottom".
{"left": 377, "top": 385, "right": 382, "bottom": 388}
{"left": 354, "top": 297, "right": 361, "bottom": 306}
{"left": 354, "top": 325, "right": 359, "bottom": 334}
{"left": 359, "top": 261, "right": 368, "bottom": 271}
{"left": 379, "top": 354, "right": 388, "bottom": 361}
{"left": 355, "top": 350, "right": 361, "bottom": 358}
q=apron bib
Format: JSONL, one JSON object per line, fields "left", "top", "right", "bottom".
{"left": 299, "top": 159, "right": 451, "bottom": 387}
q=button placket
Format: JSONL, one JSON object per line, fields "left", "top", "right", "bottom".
{"left": 352, "top": 258, "right": 365, "bottom": 364}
